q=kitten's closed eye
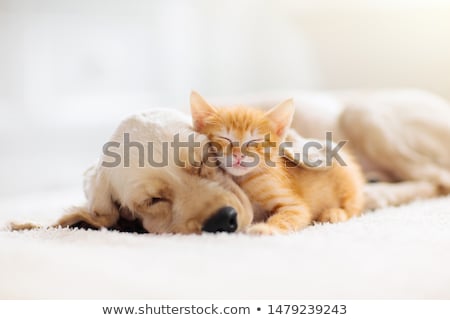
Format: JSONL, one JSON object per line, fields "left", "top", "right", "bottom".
{"left": 218, "top": 136, "right": 233, "bottom": 144}
{"left": 244, "top": 139, "right": 264, "bottom": 148}
{"left": 215, "top": 136, "right": 236, "bottom": 150}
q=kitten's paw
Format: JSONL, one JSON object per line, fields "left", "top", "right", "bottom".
{"left": 318, "top": 208, "right": 349, "bottom": 223}
{"left": 246, "top": 223, "right": 283, "bottom": 236}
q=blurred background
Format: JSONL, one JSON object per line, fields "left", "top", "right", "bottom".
{"left": 1, "top": 0, "right": 450, "bottom": 203}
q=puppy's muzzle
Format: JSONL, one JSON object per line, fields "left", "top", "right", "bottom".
{"left": 202, "top": 206, "right": 238, "bottom": 233}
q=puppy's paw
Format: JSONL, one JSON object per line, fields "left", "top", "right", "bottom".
{"left": 246, "top": 223, "right": 282, "bottom": 236}
{"left": 8, "top": 222, "right": 43, "bottom": 231}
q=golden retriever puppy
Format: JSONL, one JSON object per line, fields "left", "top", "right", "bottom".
{"left": 13, "top": 109, "right": 254, "bottom": 234}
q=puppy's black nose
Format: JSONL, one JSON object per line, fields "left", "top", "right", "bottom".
{"left": 202, "top": 206, "right": 238, "bottom": 233}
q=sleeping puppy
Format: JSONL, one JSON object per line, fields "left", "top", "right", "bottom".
{"left": 13, "top": 109, "right": 254, "bottom": 234}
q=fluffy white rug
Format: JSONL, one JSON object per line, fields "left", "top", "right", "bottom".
{"left": 1, "top": 189, "right": 449, "bottom": 299}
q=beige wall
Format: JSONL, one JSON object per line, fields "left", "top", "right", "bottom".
{"left": 285, "top": 2, "right": 450, "bottom": 99}
{"left": 0, "top": 0, "right": 449, "bottom": 196}
{"left": 1, "top": 0, "right": 449, "bottom": 122}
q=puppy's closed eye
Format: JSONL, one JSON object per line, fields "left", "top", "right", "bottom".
{"left": 134, "top": 195, "right": 171, "bottom": 217}
{"left": 145, "top": 197, "right": 168, "bottom": 207}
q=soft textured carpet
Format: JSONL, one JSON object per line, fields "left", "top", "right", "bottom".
{"left": 1, "top": 189, "right": 449, "bottom": 299}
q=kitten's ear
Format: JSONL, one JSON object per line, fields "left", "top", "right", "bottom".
{"left": 190, "top": 91, "right": 218, "bottom": 131}
{"left": 265, "top": 98, "right": 295, "bottom": 138}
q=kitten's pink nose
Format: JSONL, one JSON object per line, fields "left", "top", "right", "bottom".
{"left": 233, "top": 153, "right": 243, "bottom": 164}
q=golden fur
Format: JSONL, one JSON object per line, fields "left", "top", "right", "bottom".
{"left": 191, "top": 91, "right": 365, "bottom": 235}
{"left": 10, "top": 109, "right": 254, "bottom": 234}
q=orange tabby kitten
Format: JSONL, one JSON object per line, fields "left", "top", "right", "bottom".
{"left": 190, "top": 91, "right": 365, "bottom": 235}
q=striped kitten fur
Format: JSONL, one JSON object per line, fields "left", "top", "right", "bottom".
{"left": 190, "top": 91, "right": 364, "bottom": 235}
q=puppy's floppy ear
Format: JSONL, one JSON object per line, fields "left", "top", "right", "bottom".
{"left": 264, "top": 98, "right": 295, "bottom": 139}
{"left": 190, "top": 90, "right": 218, "bottom": 132}
{"left": 82, "top": 165, "right": 120, "bottom": 227}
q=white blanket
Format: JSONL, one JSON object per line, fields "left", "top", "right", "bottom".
{"left": 1, "top": 188, "right": 449, "bottom": 299}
